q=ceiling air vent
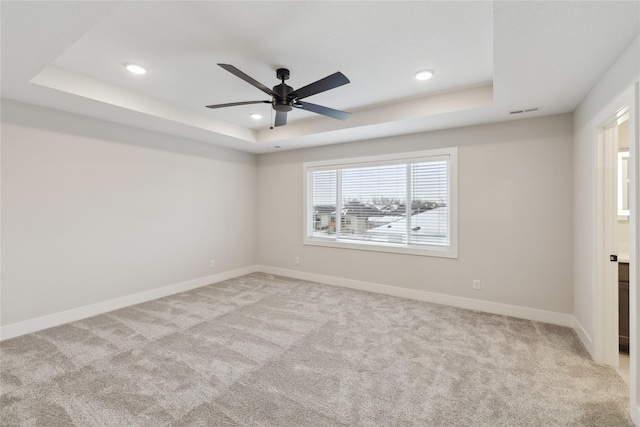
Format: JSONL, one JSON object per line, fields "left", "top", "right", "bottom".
{"left": 509, "top": 107, "right": 541, "bottom": 115}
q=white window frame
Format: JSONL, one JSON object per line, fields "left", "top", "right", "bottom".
{"left": 303, "top": 148, "right": 458, "bottom": 258}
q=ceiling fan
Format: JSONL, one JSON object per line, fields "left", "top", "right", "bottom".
{"left": 206, "top": 64, "right": 351, "bottom": 127}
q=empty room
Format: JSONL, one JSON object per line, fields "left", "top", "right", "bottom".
{"left": 1, "top": 1, "right": 639, "bottom": 426}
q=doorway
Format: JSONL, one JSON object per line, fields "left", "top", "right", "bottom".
{"left": 596, "top": 108, "right": 628, "bottom": 369}
{"left": 602, "top": 112, "right": 632, "bottom": 384}
{"left": 594, "top": 83, "right": 638, "bottom": 424}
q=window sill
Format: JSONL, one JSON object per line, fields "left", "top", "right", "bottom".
{"left": 303, "top": 237, "right": 458, "bottom": 259}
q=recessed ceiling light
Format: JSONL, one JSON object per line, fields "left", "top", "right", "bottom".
{"left": 249, "top": 113, "right": 263, "bottom": 120}
{"left": 124, "top": 63, "right": 147, "bottom": 75}
{"left": 414, "top": 69, "right": 434, "bottom": 81}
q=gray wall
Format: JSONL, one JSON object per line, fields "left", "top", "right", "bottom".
{"left": 258, "top": 114, "right": 574, "bottom": 314}
{"left": 1, "top": 100, "right": 258, "bottom": 325}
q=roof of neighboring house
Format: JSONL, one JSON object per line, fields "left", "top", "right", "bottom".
{"left": 342, "top": 202, "right": 384, "bottom": 217}
{"left": 314, "top": 205, "right": 336, "bottom": 214}
{"left": 367, "top": 207, "right": 449, "bottom": 240}
{"left": 368, "top": 216, "right": 404, "bottom": 224}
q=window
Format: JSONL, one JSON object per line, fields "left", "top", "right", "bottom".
{"left": 304, "top": 148, "right": 457, "bottom": 258}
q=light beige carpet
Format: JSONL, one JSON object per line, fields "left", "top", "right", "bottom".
{"left": 0, "top": 273, "right": 633, "bottom": 426}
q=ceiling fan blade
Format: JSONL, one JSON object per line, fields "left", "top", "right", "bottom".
{"left": 218, "top": 64, "right": 277, "bottom": 97}
{"left": 290, "top": 72, "right": 350, "bottom": 100}
{"left": 275, "top": 111, "right": 287, "bottom": 127}
{"left": 206, "top": 100, "right": 270, "bottom": 109}
{"left": 295, "top": 101, "right": 351, "bottom": 121}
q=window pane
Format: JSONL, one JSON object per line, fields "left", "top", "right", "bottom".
{"left": 310, "top": 170, "right": 336, "bottom": 238}
{"left": 410, "top": 161, "right": 449, "bottom": 246}
{"left": 339, "top": 164, "right": 407, "bottom": 243}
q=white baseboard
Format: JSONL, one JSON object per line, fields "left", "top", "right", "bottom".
{"left": 256, "top": 265, "right": 575, "bottom": 327}
{"left": 0, "top": 265, "right": 258, "bottom": 341}
{"left": 572, "top": 316, "right": 595, "bottom": 358}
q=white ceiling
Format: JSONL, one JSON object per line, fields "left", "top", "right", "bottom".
{"left": 1, "top": 1, "right": 639, "bottom": 154}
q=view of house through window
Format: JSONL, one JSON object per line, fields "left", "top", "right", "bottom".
{"left": 304, "top": 148, "right": 457, "bottom": 257}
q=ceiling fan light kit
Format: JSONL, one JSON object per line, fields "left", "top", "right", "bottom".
{"left": 206, "top": 64, "right": 352, "bottom": 127}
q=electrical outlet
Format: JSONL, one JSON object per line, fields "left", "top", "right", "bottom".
{"left": 473, "top": 279, "right": 480, "bottom": 290}
{"left": 294, "top": 257, "right": 300, "bottom": 264}
{"left": 210, "top": 259, "right": 216, "bottom": 268}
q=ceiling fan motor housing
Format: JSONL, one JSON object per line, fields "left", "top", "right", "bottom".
{"left": 273, "top": 68, "right": 294, "bottom": 112}
{"left": 273, "top": 100, "right": 293, "bottom": 112}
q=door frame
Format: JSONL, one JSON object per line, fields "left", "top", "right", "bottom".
{"left": 595, "top": 111, "right": 622, "bottom": 367}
